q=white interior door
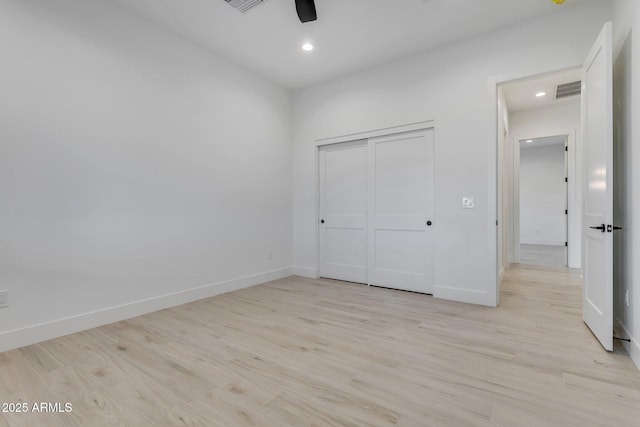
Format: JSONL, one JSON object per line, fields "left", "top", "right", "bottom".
{"left": 582, "top": 22, "right": 613, "bottom": 351}
{"left": 318, "top": 141, "right": 368, "bottom": 283}
{"left": 368, "top": 129, "right": 434, "bottom": 293}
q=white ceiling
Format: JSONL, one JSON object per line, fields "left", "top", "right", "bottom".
{"left": 520, "top": 135, "right": 567, "bottom": 148}
{"left": 110, "top": 0, "right": 589, "bottom": 89}
{"left": 502, "top": 67, "right": 582, "bottom": 112}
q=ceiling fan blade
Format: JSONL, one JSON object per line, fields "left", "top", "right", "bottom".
{"left": 295, "top": 0, "right": 317, "bottom": 23}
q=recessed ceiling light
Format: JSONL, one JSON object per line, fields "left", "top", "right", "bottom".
{"left": 302, "top": 43, "right": 314, "bottom": 52}
{"left": 526, "top": 140, "right": 533, "bottom": 143}
{"left": 535, "top": 91, "right": 546, "bottom": 97}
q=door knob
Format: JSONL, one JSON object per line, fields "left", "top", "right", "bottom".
{"left": 320, "top": 219, "right": 325, "bottom": 224}
{"left": 426, "top": 220, "right": 432, "bottom": 226}
{"left": 589, "top": 224, "right": 606, "bottom": 232}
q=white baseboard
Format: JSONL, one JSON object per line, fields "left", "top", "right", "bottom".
{"left": 0, "top": 267, "right": 292, "bottom": 353}
{"left": 615, "top": 318, "right": 640, "bottom": 371}
{"left": 292, "top": 266, "right": 318, "bottom": 279}
{"left": 434, "top": 285, "right": 495, "bottom": 307}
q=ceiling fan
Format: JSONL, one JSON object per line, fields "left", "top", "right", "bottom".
{"left": 225, "top": 0, "right": 317, "bottom": 22}
{"left": 295, "top": 0, "right": 317, "bottom": 23}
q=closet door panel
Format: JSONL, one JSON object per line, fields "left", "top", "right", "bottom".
{"left": 369, "top": 130, "right": 434, "bottom": 293}
{"left": 318, "top": 141, "right": 368, "bottom": 283}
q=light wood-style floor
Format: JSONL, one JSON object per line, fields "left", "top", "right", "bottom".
{"left": 519, "top": 244, "right": 567, "bottom": 267}
{"left": 1, "top": 265, "right": 639, "bottom": 426}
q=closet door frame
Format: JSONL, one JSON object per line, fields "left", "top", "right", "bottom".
{"left": 315, "top": 121, "right": 434, "bottom": 287}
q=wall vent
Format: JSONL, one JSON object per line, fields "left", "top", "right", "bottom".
{"left": 554, "top": 80, "right": 582, "bottom": 99}
{"left": 225, "top": 0, "right": 264, "bottom": 13}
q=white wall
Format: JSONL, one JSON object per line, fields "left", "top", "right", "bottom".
{"left": 292, "top": 0, "right": 610, "bottom": 306}
{"left": 519, "top": 144, "right": 566, "bottom": 246}
{"left": 0, "top": 0, "right": 292, "bottom": 351}
{"left": 509, "top": 100, "right": 581, "bottom": 266}
{"left": 612, "top": 0, "right": 640, "bottom": 369}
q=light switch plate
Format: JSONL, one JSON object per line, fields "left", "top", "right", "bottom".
{"left": 462, "top": 197, "right": 475, "bottom": 209}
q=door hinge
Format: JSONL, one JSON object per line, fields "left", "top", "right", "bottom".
{"left": 565, "top": 146, "right": 568, "bottom": 152}
{"left": 565, "top": 177, "right": 568, "bottom": 183}
{"left": 565, "top": 209, "right": 568, "bottom": 215}
{"left": 565, "top": 242, "right": 568, "bottom": 247}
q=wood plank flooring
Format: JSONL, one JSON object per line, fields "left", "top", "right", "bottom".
{"left": 1, "top": 265, "right": 639, "bottom": 426}
{"left": 519, "top": 244, "right": 567, "bottom": 267}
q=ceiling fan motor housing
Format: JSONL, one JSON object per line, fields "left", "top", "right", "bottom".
{"left": 296, "top": 0, "right": 317, "bottom": 22}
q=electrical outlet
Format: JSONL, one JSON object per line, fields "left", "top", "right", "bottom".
{"left": 0, "top": 290, "right": 9, "bottom": 308}
{"left": 625, "top": 289, "right": 630, "bottom": 307}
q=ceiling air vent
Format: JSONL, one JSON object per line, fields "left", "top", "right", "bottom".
{"left": 555, "top": 80, "right": 582, "bottom": 99}
{"left": 224, "top": 0, "right": 264, "bottom": 13}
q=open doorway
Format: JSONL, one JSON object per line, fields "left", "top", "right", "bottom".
{"left": 493, "top": 23, "right": 615, "bottom": 352}
{"left": 517, "top": 135, "right": 568, "bottom": 267}
{"left": 498, "top": 67, "right": 582, "bottom": 271}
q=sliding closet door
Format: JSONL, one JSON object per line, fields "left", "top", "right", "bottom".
{"left": 368, "top": 129, "right": 434, "bottom": 293}
{"left": 318, "top": 141, "right": 368, "bottom": 283}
